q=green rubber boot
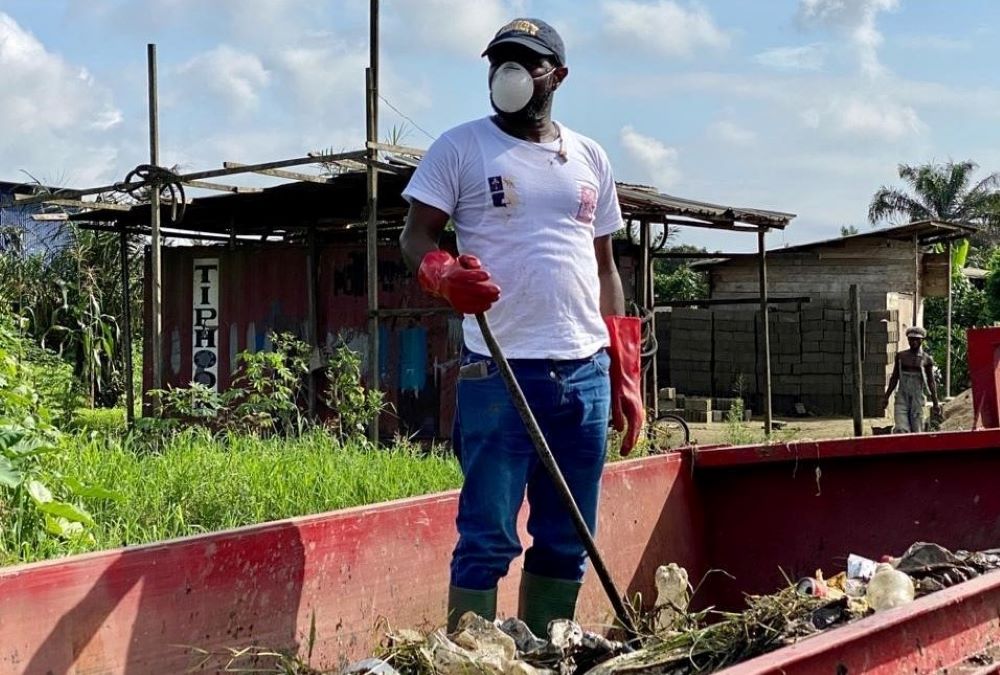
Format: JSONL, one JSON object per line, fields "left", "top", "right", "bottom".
{"left": 518, "top": 571, "right": 583, "bottom": 639}
{"left": 447, "top": 585, "right": 497, "bottom": 633}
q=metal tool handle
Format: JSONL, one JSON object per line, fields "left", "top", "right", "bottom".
{"left": 475, "top": 313, "right": 636, "bottom": 637}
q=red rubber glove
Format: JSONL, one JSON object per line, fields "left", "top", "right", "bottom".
{"left": 418, "top": 250, "right": 500, "bottom": 314}
{"left": 604, "top": 315, "right": 645, "bottom": 455}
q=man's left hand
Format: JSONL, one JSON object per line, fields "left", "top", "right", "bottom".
{"left": 604, "top": 316, "right": 645, "bottom": 455}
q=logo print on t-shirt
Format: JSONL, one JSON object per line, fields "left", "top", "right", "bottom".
{"left": 576, "top": 185, "right": 597, "bottom": 223}
{"left": 487, "top": 175, "right": 506, "bottom": 207}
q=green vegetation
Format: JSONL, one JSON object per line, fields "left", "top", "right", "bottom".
{"left": 868, "top": 160, "right": 1000, "bottom": 244}
{"left": 654, "top": 245, "right": 710, "bottom": 303}
{"left": 0, "top": 308, "right": 458, "bottom": 567}
{"left": 10, "top": 430, "right": 459, "bottom": 565}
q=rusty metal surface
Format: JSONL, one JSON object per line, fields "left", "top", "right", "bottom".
{"left": 615, "top": 183, "right": 795, "bottom": 228}
{"left": 143, "top": 243, "right": 462, "bottom": 436}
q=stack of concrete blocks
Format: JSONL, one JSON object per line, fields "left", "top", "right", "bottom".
{"left": 657, "top": 387, "right": 678, "bottom": 411}
{"left": 669, "top": 308, "right": 712, "bottom": 395}
{"left": 684, "top": 395, "right": 712, "bottom": 424}
{"left": 762, "top": 306, "right": 803, "bottom": 413}
{"left": 655, "top": 309, "right": 671, "bottom": 393}
{"left": 711, "top": 396, "right": 747, "bottom": 422}
{"left": 848, "top": 309, "right": 899, "bottom": 417}
{"left": 712, "top": 309, "right": 758, "bottom": 401}
{"left": 798, "top": 301, "right": 847, "bottom": 415}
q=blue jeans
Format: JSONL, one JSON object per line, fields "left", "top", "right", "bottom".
{"left": 450, "top": 348, "right": 612, "bottom": 590}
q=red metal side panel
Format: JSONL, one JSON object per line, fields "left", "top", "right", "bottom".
{"left": 969, "top": 327, "right": 1000, "bottom": 429}
{"left": 0, "top": 454, "right": 699, "bottom": 674}
{"left": 719, "top": 570, "right": 1000, "bottom": 674}
{"left": 693, "top": 430, "right": 1000, "bottom": 611}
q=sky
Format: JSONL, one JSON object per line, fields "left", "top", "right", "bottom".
{"left": 2, "top": 0, "right": 999, "bottom": 251}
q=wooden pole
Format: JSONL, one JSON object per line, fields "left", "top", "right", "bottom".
{"left": 147, "top": 43, "right": 163, "bottom": 395}
{"left": 758, "top": 228, "right": 772, "bottom": 436}
{"left": 365, "top": 0, "right": 380, "bottom": 445}
{"left": 120, "top": 229, "right": 135, "bottom": 427}
{"left": 913, "top": 233, "right": 920, "bottom": 327}
{"left": 946, "top": 239, "right": 953, "bottom": 398}
{"left": 306, "top": 227, "right": 318, "bottom": 419}
{"left": 850, "top": 284, "right": 864, "bottom": 437}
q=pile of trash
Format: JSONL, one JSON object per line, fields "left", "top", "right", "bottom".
{"left": 341, "top": 543, "right": 1000, "bottom": 675}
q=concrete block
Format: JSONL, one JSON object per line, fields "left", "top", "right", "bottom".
{"left": 685, "top": 396, "right": 712, "bottom": 412}
{"left": 684, "top": 409, "right": 711, "bottom": 424}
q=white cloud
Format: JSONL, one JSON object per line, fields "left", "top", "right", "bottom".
{"left": 273, "top": 41, "right": 370, "bottom": 129}
{"left": 754, "top": 44, "right": 825, "bottom": 71}
{"left": 797, "top": 0, "right": 899, "bottom": 78}
{"left": 0, "top": 12, "right": 122, "bottom": 183}
{"left": 177, "top": 45, "right": 270, "bottom": 113}
{"left": 708, "top": 120, "right": 757, "bottom": 146}
{"left": 619, "top": 126, "right": 680, "bottom": 189}
{"left": 602, "top": 0, "right": 730, "bottom": 58}
{"left": 802, "top": 96, "right": 924, "bottom": 140}
{"left": 387, "top": 0, "right": 524, "bottom": 56}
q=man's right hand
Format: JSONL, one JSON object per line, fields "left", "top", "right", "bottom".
{"left": 418, "top": 250, "right": 501, "bottom": 315}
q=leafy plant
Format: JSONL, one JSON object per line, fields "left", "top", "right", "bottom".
{"left": 322, "top": 343, "right": 385, "bottom": 440}
{"left": 0, "top": 318, "right": 116, "bottom": 560}
{"left": 723, "top": 398, "right": 754, "bottom": 447}
{"left": 230, "top": 333, "right": 311, "bottom": 436}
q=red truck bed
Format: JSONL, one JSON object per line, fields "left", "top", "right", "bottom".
{"left": 2, "top": 429, "right": 1000, "bottom": 674}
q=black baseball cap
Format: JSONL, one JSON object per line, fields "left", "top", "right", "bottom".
{"left": 482, "top": 18, "right": 566, "bottom": 65}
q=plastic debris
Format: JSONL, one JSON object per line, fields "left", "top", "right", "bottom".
{"left": 654, "top": 563, "right": 690, "bottom": 631}
{"left": 866, "top": 563, "right": 916, "bottom": 611}
{"left": 361, "top": 542, "right": 999, "bottom": 674}
{"left": 847, "top": 553, "right": 878, "bottom": 580}
{"left": 342, "top": 657, "right": 401, "bottom": 674}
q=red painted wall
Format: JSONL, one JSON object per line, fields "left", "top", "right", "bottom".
{"left": 143, "top": 243, "right": 460, "bottom": 436}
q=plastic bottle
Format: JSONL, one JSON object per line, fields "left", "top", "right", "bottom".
{"left": 865, "top": 562, "right": 915, "bottom": 611}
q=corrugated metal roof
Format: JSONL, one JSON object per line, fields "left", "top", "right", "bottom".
{"left": 692, "top": 220, "right": 979, "bottom": 268}
{"left": 616, "top": 183, "right": 796, "bottom": 229}
{"left": 69, "top": 162, "right": 797, "bottom": 236}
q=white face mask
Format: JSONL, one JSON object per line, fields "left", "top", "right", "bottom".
{"left": 489, "top": 61, "right": 553, "bottom": 114}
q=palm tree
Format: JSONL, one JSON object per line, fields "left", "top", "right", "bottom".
{"left": 868, "top": 160, "right": 1000, "bottom": 244}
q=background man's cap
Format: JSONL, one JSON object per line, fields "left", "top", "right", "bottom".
{"left": 482, "top": 18, "right": 566, "bottom": 65}
{"left": 906, "top": 326, "right": 927, "bottom": 339}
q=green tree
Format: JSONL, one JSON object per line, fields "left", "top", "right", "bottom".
{"left": 840, "top": 225, "right": 860, "bottom": 237}
{"left": 868, "top": 160, "right": 1000, "bottom": 245}
{"left": 654, "top": 265, "right": 709, "bottom": 302}
{"left": 985, "top": 248, "right": 1000, "bottom": 323}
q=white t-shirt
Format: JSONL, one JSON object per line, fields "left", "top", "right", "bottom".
{"left": 403, "top": 117, "right": 624, "bottom": 359}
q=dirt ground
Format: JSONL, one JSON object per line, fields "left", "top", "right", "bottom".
{"left": 681, "top": 415, "right": 896, "bottom": 447}
{"left": 668, "top": 389, "right": 977, "bottom": 447}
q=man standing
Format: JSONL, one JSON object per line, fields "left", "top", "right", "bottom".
{"left": 884, "top": 326, "right": 941, "bottom": 433}
{"left": 399, "top": 18, "right": 643, "bottom": 636}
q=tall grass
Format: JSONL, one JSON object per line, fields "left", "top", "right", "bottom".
{"left": 8, "top": 431, "right": 462, "bottom": 565}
